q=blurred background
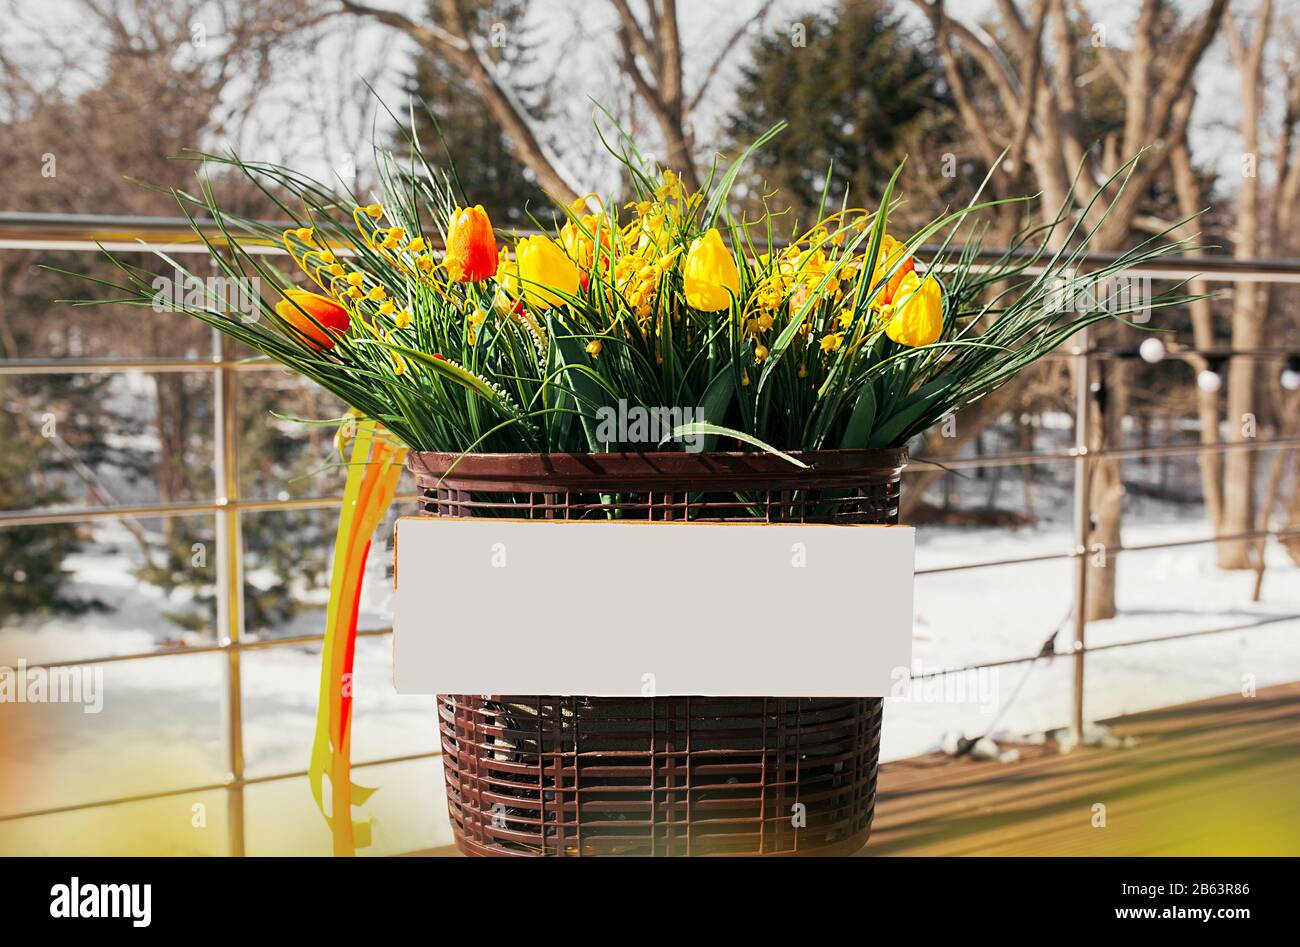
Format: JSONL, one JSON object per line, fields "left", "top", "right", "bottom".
{"left": 1, "top": 0, "right": 1298, "bottom": 856}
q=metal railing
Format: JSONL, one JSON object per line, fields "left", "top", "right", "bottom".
{"left": 1, "top": 212, "right": 1299, "bottom": 854}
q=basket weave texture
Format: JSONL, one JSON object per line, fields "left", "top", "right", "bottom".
{"left": 410, "top": 448, "right": 906, "bottom": 856}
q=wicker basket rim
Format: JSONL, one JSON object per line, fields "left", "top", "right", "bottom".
{"left": 408, "top": 447, "right": 908, "bottom": 481}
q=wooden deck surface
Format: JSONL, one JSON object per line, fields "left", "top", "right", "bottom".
{"left": 412, "top": 682, "right": 1300, "bottom": 856}
{"left": 865, "top": 681, "right": 1300, "bottom": 856}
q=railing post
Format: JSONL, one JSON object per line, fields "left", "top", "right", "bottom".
{"left": 213, "top": 327, "right": 246, "bottom": 855}
{"left": 1070, "top": 329, "right": 1092, "bottom": 747}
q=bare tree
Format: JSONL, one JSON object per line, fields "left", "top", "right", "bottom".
{"left": 0, "top": 0, "right": 328, "bottom": 525}
{"left": 909, "top": 0, "right": 1228, "bottom": 619}
{"left": 1218, "top": 1, "right": 1272, "bottom": 568}
{"left": 1169, "top": 3, "right": 1300, "bottom": 570}
{"left": 609, "top": 0, "right": 776, "bottom": 191}
{"left": 1169, "top": 97, "right": 1225, "bottom": 539}
{"left": 335, "top": 0, "right": 587, "bottom": 201}
{"left": 333, "top": 0, "right": 774, "bottom": 198}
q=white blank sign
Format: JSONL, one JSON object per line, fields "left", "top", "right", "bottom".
{"left": 393, "top": 517, "right": 914, "bottom": 697}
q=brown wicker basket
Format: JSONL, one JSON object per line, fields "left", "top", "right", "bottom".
{"left": 408, "top": 447, "right": 907, "bottom": 856}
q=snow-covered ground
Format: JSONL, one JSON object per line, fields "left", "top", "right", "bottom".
{"left": 2, "top": 474, "right": 1298, "bottom": 855}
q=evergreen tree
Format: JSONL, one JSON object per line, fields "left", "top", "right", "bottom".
{"left": 725, "top": 0, "right": 946, "bottom": 231}
{"left": 0, "top": 378, "right": 102, "bottom": 622}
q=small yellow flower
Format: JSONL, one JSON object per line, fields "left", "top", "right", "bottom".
{"left": 317, "top": 249, "right": 335, "bottom": 264}
{"left": 407, "top": 236, "right": 427, "bottom": 253}
{"left": 493, "top": 288, "right": 517, "bottom": 315}
{"left": 294, "top": 227, "right": 314, "bottom": 242}
{"left": 468, "top": 307, "right": 488, "bottom": 326}
{"left": 392, "top": 352, "right": 407, "bottom": 375}
{"left": 367, "top": 286, "right": 387, "bottom": 301}
{"left": 754, "top": 343, "right": 769, "bottom": 364}
{"left": 820, "top": 332, "right": 844, "bottom": 354}
{"left": 326, "top": 263, "right": 345, "bottom": 277}
{"left": 393, "top": 310, "right": 412, "bottom": 329}
{"left": 654, "top": 169, "right": 684, "bottom": 202}
{"left": 586, "top": 339, "right": 603, "bottom": 357}
{"left": 378, "top": 300, "right": 396, "bottom": 316}
{"left": 362, "top": 204, "right": 383, "bottom": 219}
{"left": 345, "top": 272, "right": 365, "bottom": 286}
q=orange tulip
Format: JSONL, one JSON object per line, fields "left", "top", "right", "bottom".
{"left": 275, "top": 290, "right": 350, "bottom": 350}
{"left": 872, "top": 234, "right": 915, "bottom": 308}
{"left": 445, "top": 205, "right": 498, "bottom": 282}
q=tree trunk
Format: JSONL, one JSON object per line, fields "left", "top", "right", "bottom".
{"left": 1170, "top": 139, "right": 1227, "bottom": 539}
{"left": 1219, "top": 282, "right": 1261, "bottom": 568}
{"left": 899, "top": 385, "right": 1020, "bottom": 520}
{"left": 1217, "top": 4, "right": 1272, "bottom": 569}
{"left": 1085, "top": 358, "right": 1128, "bottom": 621}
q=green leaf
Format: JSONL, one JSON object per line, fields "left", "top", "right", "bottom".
{"left": 868, "top": 380, "right": 949, "bottom": 448}
{"left": 838, "top": 383, "right": 877, "bottom": 449}
{"left": 659, "top": 422, "right": 809, "bottom": 469}
{"left": 548, "top": 312, "right": 618, "bottom": 451}
{"left": 697, "top": 365, "right": 735, "bottom": 452}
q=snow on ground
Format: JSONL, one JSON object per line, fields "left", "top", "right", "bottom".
{"left": 2, "top": 477, "right": 1298, "bottom": 854}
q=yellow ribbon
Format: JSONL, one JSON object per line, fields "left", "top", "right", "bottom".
{"left": 308, "top": 419, "right": 407, "bottom": 855}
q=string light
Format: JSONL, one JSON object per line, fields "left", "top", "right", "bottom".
{"left": 1138, "top": 337, "right": 1167, "bottom": 364}
{"left": 1282, "top": 356, "right": 1300, "bottom": 392}
{"left": 1197, "top": 357, "right": 1225, "bottom": 393}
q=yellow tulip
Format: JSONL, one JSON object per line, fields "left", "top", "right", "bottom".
{"left": 683, "top": 228, "right": 740, "bottom": 312}
{"left": 509, "top": 235, "right": 580, "bottom": 309}
{"left": 884, "top": 273, "right": 943, "bottom": 347}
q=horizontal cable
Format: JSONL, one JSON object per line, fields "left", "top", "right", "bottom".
{"left": 6, "top": 211, "right": 1300, "bottom": 281}
{"left": 15, "top": 528, "right": 1300, "bottom": 667}
{"left": 0, "top": 493, "right": 418, "bottom": 528}
{"left": 0, "top": 357, "right": 280, "bottom": 375}
{"left": 907, "top": 611, "right": 1300, "bottom": 680}
{"left": 0, "top": 748, "right": 441, "bottom": 825}
{"left": 916, "top": 526, "right": 1300, "bottom": 576}
{"left": 906, "top": 434, "right": 1300, "bottom": 473}
{"left": 7, "top": 607, "right": 1297, "bottom": 826}
{"left": 0, "top": 437, "right": 1296, "bottom": 528}
{"left": 16, "top": 627, "right": 392, "bottom": 671}
{"left": 5, "top": 348, "right": 1300, "bottom": 378}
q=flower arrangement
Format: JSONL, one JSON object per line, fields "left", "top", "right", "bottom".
{"left": 82, "top": 117, "right": 1197, "bottom": 464}
{"left": 65, "top": 114, "right": 1205, "bottom": 856}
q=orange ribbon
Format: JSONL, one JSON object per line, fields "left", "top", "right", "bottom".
{"left": 308, "top": 420, "right": 407, "bottom": 855}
